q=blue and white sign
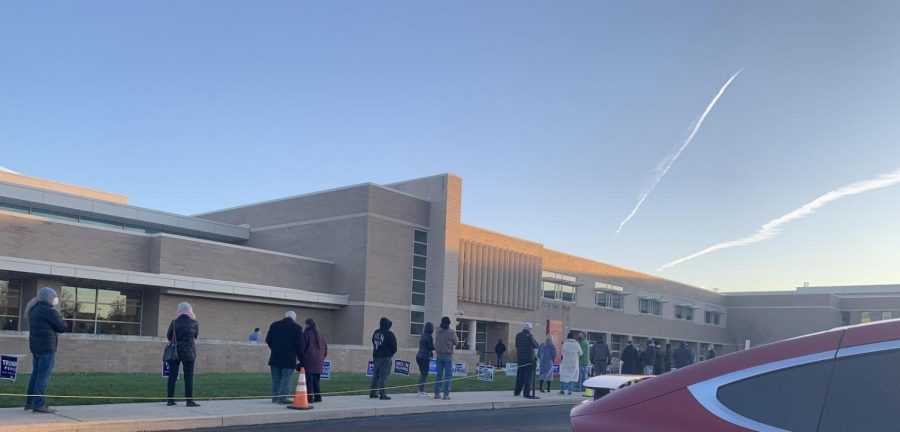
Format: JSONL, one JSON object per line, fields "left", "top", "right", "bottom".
{"left": 477, "top": 365, "right": 494, "bottom": 382}
{"left": 553, "top": 364, "right": 560, "bottom": 375}
{"left": 428, "top": 359, "right": 437, "bottom": 374}
{"left": 394, "top": 359, "right": 411, "bottom": 376}
{"left": 1, "top": 355, "right": 18, "bottom": 381}
{"left": 321, "top": 360, "right": 331, "bottom": 381}
{"left": 161, "top": 361, "right": 170, "bottom": 378}
{"left": 505, "top": 362, "right": 518, "bottom": 376}
{"left": 366, "top": 361, "right": 374, "bottom": 377}
{"left": 452, "top": 362, "right": 468, "bottom": 377}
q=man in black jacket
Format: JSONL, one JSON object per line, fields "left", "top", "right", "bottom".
{"left": 26, "top": 287, "right": 67, "bottom": 413}
{"left": 513, "top": 323, "right": 539, "bottom": 399}
{"left": 673, "top": 341, "right": 694, "bottom": 370}
{"left": 621, "top": 340, "right": 639, "bottom": 374}
{"left": 370, "top": 317, "right": 397, "bottom": 400}
{"left": 266, "top": 311, "right": 304, "bottom": 404}
{"left": 590, "top": 336, "right": 611, "bottom": 376}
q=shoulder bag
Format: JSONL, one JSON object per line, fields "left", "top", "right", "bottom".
{"left": 163, "top": 320, "right": 180, "bottom": 362}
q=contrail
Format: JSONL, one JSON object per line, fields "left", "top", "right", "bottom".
{"left": 657, "top": 167, "right": 900, "bottom": 271}
{"left": 615, "top": 69, "right": 743, "bottom": 235}
{"left": 0, "top": 165, "right": 19, "bottom": 174}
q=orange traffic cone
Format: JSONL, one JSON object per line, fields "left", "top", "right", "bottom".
{"left": 287, "top": 368, "right": 314, "bottom": 410}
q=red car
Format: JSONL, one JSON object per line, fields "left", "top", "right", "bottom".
{"left": 571, "top": 319, "right": 900, "bottom": 431}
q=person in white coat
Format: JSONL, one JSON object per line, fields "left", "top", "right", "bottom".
{"left": 558, "top": 332, "right": 583, "bottom": 395}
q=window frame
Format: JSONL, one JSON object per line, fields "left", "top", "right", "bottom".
{"left": 639, "top": 298, "right": 662, "bottom": 316}
{"left": 409, "top": 229, "right": 428, "bottom": 335}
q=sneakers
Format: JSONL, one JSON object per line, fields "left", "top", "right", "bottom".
{"left": 524, "top": 395, "right": 540, "bottom": 400}
{"left": 32, "top": 405, "right": 56, "bottom": 414}
{"left": 369, "top": 392, "right": 379, "bottom": 399}
{"left": 566, "top": 391, "right": 572, "bottom": 396}
{"left": 559, "top": 391, "right": 565, "bottom": 395}
{"left": 185, "top": 401, "right": 201, "bottom": 407}
{"left": 442, "top": 394, "right": 451, "bottom": 400}
{"left": 434, "top": 393, "right": 442, "bottom": 400}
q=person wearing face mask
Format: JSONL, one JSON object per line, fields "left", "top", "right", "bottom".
{"left": 25, "top": 287, "right": 68, "bottom": 413}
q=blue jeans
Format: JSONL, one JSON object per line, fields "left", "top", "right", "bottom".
{"left": 578, "top": 365, "right": 588, "bottom": 391}
{"left": 433, "top": 354, "right": 453, "bottom": 396}
{"left": 270, "top": 367, "right": 294, "bottom": 402}
{"left": 560, "top": 381, "right": 575, "bottom": 393}
{"left": 26, "top": 353, "right": 56, "bottom": 408}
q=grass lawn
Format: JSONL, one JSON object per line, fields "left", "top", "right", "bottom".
{"left": 0, "top": 371, "right": 520, "bottom": 408}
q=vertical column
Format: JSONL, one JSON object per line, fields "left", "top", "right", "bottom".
{"left": 467, "top": 319, "right": 477, "bottom": 351}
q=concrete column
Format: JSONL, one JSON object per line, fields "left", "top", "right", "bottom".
{"left": 467, "top": 319, "right": 478, "bottom": 357}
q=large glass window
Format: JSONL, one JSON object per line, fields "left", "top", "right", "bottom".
{"left": 716, "top": 360, "right": 833, "bottom": 432}
{"left": 639, "top": 298, "right": 662, "bottom": 316}
{"left": 881, "top": 311, "right": 892, "bottom": 320}
{"left": 542, "top": 281, "right": 577, "bottom": 303}
{"left": 59, "top": 285, "right": 142, "bottom": 335}
{"left": 819, "top": 349, "right": 900, "bottom": 432}
{"left": 675, "top": 305, "right": 694, "bottom": 321}
{"left": 1, "top": 280, "right": 22, "bottom": 331}
{"left": 705, "top": 311, "right": 722, "bottom": 325}
{"left": 410, "top": 229, "right": 428, "bottom": 335}
{"left": 595, "top": 291, "right": 623, "bottom": 309}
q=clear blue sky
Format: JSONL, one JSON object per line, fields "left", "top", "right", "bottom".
{"left": 3, "top": 1, "right": 900, "bottom": 292}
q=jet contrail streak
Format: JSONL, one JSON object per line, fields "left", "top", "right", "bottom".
{"left": 657, "top": 167, "right": 900, "bottom": 271}
{"left": 615, "top": 69, "right": 743, "bottom": 235}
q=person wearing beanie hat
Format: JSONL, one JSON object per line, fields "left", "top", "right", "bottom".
{"left": 26, "top": 287, "right": 67, "bottom": 413}
{"left": 166, "top": 301, "right": 200, "bottom": 407}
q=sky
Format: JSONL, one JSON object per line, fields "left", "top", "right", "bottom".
{"left": 2, "top": 1, "right": 900, "bottom": 293}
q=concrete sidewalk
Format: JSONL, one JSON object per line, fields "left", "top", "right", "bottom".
{"left": 0, "top": 391, "right": 582, "bottom": 432}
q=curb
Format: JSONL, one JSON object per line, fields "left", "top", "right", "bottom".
{"left": 2, "top": 398, "right": 577, "bottom": 432}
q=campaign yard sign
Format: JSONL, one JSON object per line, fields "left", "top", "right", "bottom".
{"left": 477, "top": 365, "right": 494, "bottom": 382}
{"left": 505, "top": 362, "right": 518, "bottom": 376}
{"left": 321, "top": 360, "right": 331, "bottom": 380}
{"left": 1, "top": 355, "right": 17, "bottom": 381}
{"left": 553, "top": 364, "right": 561, "bottom": 375}
{"left": 452, "top": 362, "right": 468, "bottom": 377}
{"left": 366, "top": 361, "right": 375, "bottom": 377}
{"left": 428, "top": 359, "right": 437, "bottom": 374}
{"left": 394, "top": 359, "right": 411, "bottom": 376}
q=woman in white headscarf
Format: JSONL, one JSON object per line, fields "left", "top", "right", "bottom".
{"left": 166, "top": 302, "right": 200, "bottom": 407}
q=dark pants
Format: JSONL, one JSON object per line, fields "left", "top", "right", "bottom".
{"left": 514, "top": 362, "right": 535, "bottom": 396}
{"left": 416, "top": 356, "right": 430, "bottom": 393}
{"left": 26, "top": 353, "right": 56, "bottom": 408}
{"left": 305, "top": 371, "right": 322, "bottom": 402}
{"left": 593, "top": 362, "right": 607, "bottom": 376}
{"left": 496, "top": 353, "right": 503, "bottom": 367}
{"left": 370, "top": 357, "right": 392, "bottom": 396}
{"left": 167, "top": 359, "right": 195, "bottom": 402}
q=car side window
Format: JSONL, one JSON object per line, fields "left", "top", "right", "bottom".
{"left": 818, "top": 349, "right": 900, "bottom": 432}
{"left": 715, "top": 360, "right": 833, "bottom": 432}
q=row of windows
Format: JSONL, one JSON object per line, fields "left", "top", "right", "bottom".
{"left": 410, "top": 230, "right": 428, "bottom": 335}
{"left": 1, "top": 280, "right": 22, "bottom": 331}
{"left": 639, "top": 298, "right": 663, "bottom": 316}
{"left": 542, "top": 281, "right": 576, "bottom": 302}
{"left": 59, "top": 285, "right": 143, "bottom": 335}
{"left": 675, "top": 305, "right": 695, "bottom": 321}
{"left": 0, "top": 201, "right": 234, "bottom": 242}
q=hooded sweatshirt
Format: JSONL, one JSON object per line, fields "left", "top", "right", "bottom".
{"left": 417, "top": 322, "right": 435, "bottom": 359}
{"left": 434, "top": 325, "right": 458, "bottom": 356}
{"left": 372, "top": 317, "right": 397, "bottom": 358}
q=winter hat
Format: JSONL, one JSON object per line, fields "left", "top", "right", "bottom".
{"left": 38, "top": 287, "right": 57, "bottom": 303}
{"left": 524, "top": 323, "right": 533, "bottom": 330}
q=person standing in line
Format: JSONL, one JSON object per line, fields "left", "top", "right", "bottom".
{"left": 166, "top": 302, "right": 201, "bottom": 407}
{"left": 433, "top": 316, "right": 458, "bottom": 400}
{"left": 577, "top": 333, "right": 590, "bottom": 391}
{"left": 654, "top": 341, "right": 664, "bottom": 375}
{"left": 415, "top": 321, "right": 435, "bottom": 397}
{"left": 590, "top": 336, "right": 611, "bottom": 376}
{"left": 265, "top": 311, "right": 304, "bottom": 404}
{"left": 370, "top": 317, "right": 397, "bottom": 400}
{"left": 663, "top": 343, "right": 673, "bottom": 373}
{"left": 513, "top": 323, "right": 539, "bottom": 399}
{"left": 25, "top": 287, "right": 67, "bottom": 413}
{"left": 707, "top": 345, "right": 717, "bottom": 360}
{"left": 248, "top": 328, "right": 261, "bottom": 343}
{"left": 301, "top": 318, "right": 327, "bottom": 404}
{"left": 673, "top": 341, "right": 694, "bottom": 370}
{"left": 537, "top": 334, "right": 557, "bottom": 393}
{"left": 621, "top": 340, "right": 639, "bottom": 374}
{"left": 559, "top": 332, "right": 583, "bottom": 395}
{"left": 494, "top": 338, "right": 507, "bottom": 367}
{"left": 641, "top": 341, "right": 657, "bottom": 375}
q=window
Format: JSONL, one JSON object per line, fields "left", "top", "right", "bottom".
{"left": 595, "top": 282, "right": 624, "bottom": 309}
{"left": 639, "top": 298, "right": 662, "bottom": 316}
{"left": 59, "top": 285, "right": 142, "bottom": 335}
{"left": 861, "top": 311, "right": 872, "bottom": 323}
{"left": 410, "top": 229, "right": 428, "bottom": 335}
{"left": 819, "top": 349, "right": 900, "bottom": 432}
{"left": 882, "top": 311, "right": 892, "bottom": 320}
{"left": 610, "top": 334, "right": 623, "bottom": 358}
{"left": 542, "top": 281, "right": 577, "bottom": 303}
{"left": 0, "top": 280, "right": 22, "bottom": 331}
{"left": 705, "top": 311, "right": 722, "bottom": 325}
{"left": 675, "top": 305, "right": 694, "bottom": 321}
{"left": 455, "top": 321, "right": 468, "bottom": 350}
{"left": 841, "top": 311, "right": 851, "bottom": 326}
{"left": 716, "top": 360, "right": 833, "bottom": 432}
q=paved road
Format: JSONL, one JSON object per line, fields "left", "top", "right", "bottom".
{"left": 186, "top": 405, "right": 574, "bottom": 432}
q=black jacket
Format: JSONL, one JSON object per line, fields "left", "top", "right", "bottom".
{"left": 673, "top": 345, "right": 694, "bottom": 368}
{"left": 621, "top": 344, "right": 640, "bottom": 374}
{"left": 495, "top": 342, "right": 506, "bottom": 356}
{"left": 166, "top": 315, "right": 199, "bottom": 362}
{"left": 663, "top": 348, "right": 673, "bottom": 371}
{"left": 416, "top": 323, "right": 435, "bottom": 359}
{"left": 640, "top": 345, "right": 656, "bottom": 369}
{"left": 266, "top": 318, "right": 304, "bottom": 368}
{"left": 515, "top": 329, "right": 538, "bottom": 363}
{"left": 372, "top": 318, "right": 397, "bottom": 358}
{"left": 28, "top": 302, "right": 67, "bottom": 355}
{"left": 591, "top": 341, "right": 611, "bottom": 365}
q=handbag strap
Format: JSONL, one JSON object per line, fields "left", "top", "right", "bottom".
{"left": 171, "top": 319, "right": 177, "bottom": 346}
